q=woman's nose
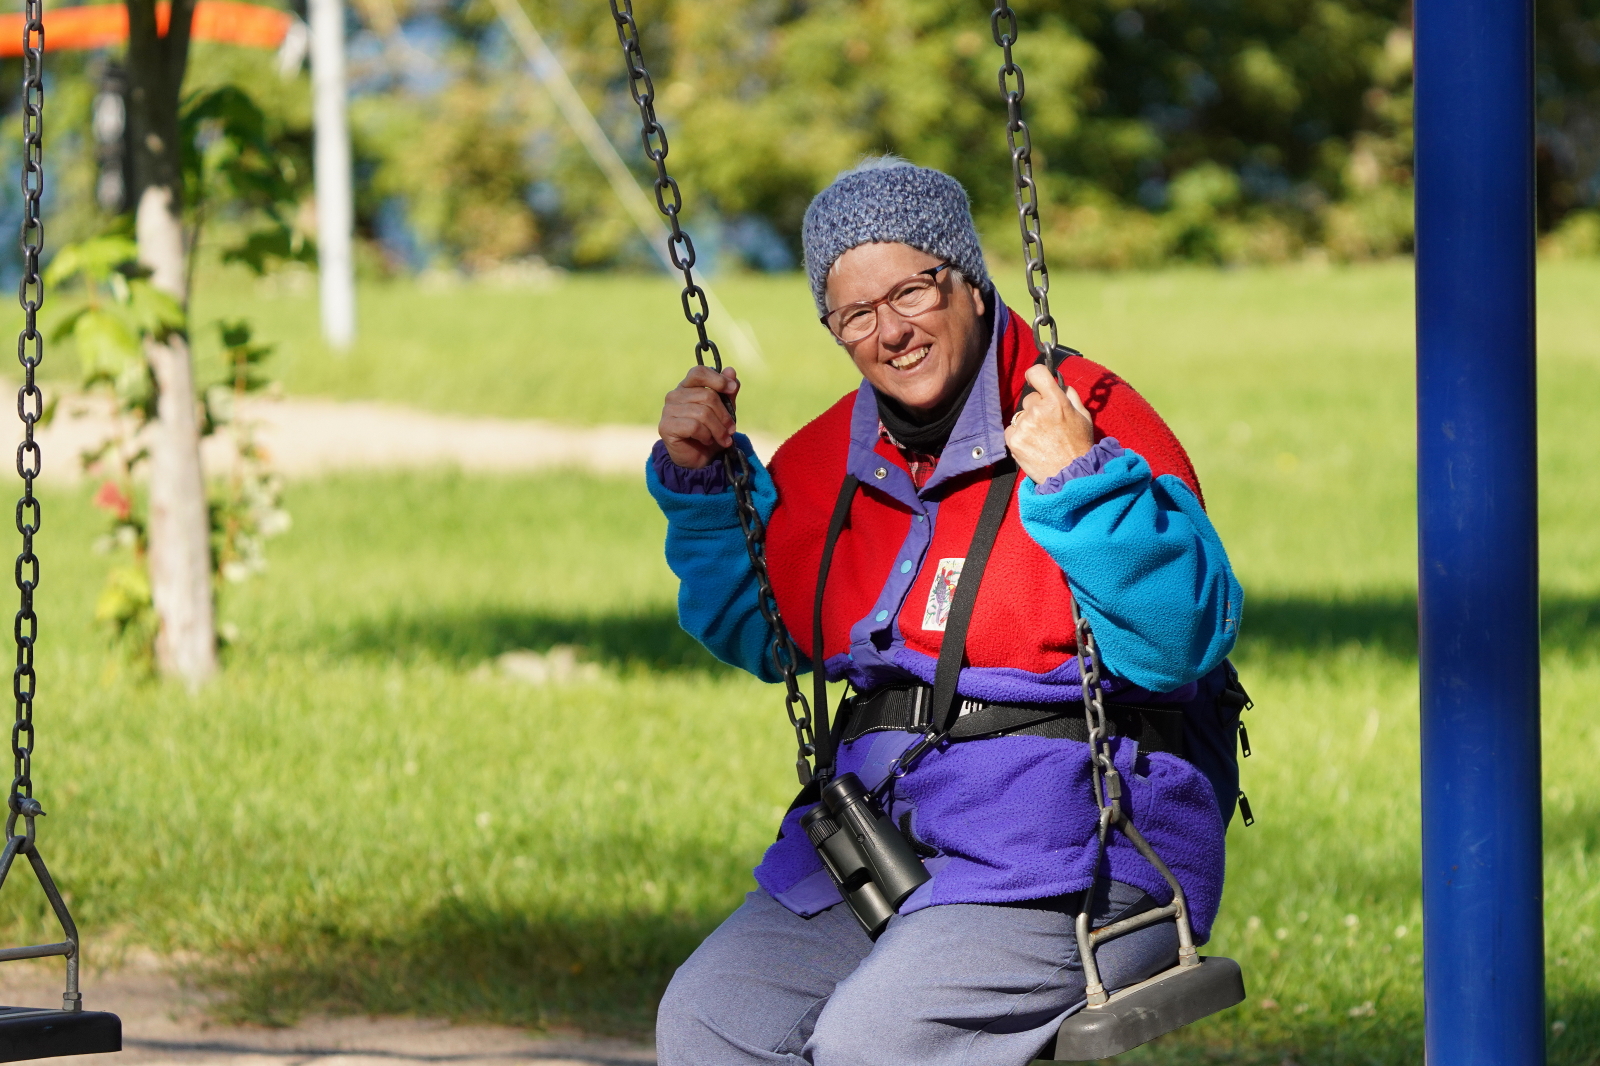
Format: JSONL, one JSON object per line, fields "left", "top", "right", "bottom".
{"left": 877, "top": 304, "right": 917, "bottom": 346}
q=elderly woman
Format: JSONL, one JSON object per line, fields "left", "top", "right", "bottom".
{"left": 646, "top": 158, "right": 1246, "bottom": 1066}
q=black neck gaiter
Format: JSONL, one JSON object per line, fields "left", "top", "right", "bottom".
{"left": 875, "top": 292, "right": 995, "bottom": 456}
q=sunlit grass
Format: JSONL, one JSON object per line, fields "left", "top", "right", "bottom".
{"left": 1, "top": 259, "right": 1596, "bottom": 1062}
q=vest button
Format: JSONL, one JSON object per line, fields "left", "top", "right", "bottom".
{"left": 874, "top": 467, "right": 888, "bottom": 479}
{"left": 972, "top": 446, "right": 985, "bottom": 459}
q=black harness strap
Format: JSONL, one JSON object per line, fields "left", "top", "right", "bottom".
{"left": 808, "top": 343, "right": 1080, "bottom": 774}
{"left": 837, "top": 686, "right": 1187, "bottom": 755}
{"left": 811, "top": 473, "right": 860, "bottom": 775}
{"left": 927, "top": 464, "right": 1018, "bottom": 734}
{"left": 809, "top": 464, "right": 1017, "bottom": 776}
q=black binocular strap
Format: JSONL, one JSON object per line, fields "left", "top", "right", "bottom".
{"left": 927, "top": 464, "right": 1018, "bottom": 735}
{"left": 811, "top": 473, "right": 861, "bottom": 774}
{"left": 809, "top": 456, "right": 1018, "bottom": 769}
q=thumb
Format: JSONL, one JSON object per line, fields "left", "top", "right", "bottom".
{"left": 1024, "top": 363, "right": 1067, "bottom": 400}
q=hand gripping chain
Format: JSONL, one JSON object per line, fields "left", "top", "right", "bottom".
{"left": 990, "top": 0, "right": 1200, "bottom": 1004}
{"left": 609, "top": 0, "right": 820, "bottom": 786}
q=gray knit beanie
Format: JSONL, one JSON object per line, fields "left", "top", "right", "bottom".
{"left": 802, "top": 156, "right": 990, "bottom": 316}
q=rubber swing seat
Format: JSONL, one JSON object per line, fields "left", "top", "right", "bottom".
{"left": 0, "top": 1005, "right": 121, "bottom": 1061}
{"left": 1034, "top": 955, "right": 1245, "bottom": 1062}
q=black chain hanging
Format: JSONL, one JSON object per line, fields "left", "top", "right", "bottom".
{"left": 11, "top": 0, "right": 46, "bottom": 841}
{"left": 0, "top": 2, "right": 118, "bottom": 1029}
{"left": 608, "top": 0, "right": 820, "bottom": 785}
{"left": 990, "top": 2, "right": 1204, "bottom": 1003}
{"left": 990, "top": 0, "right": 1058, "bottom": 357}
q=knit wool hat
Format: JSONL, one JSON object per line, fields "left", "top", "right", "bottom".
{"left": 802, "top": 157, "right": 990, "bottom": 317}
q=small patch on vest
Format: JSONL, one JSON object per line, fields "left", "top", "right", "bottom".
{"left": 922, "top": 558, "right": 965, "bottom": 632}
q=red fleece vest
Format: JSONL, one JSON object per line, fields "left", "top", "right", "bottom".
{"left": 764, "top": 310, "right": 1203, "bottom": 676}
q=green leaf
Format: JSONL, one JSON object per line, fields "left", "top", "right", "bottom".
{"left": 221, "top": 227, "right": 317, "bottom": 276}
{"left": 72, "top": 309, "right": 144, "bottom": 376}
{"left": 44, "top": 237, "right": 139, "bottom": 288}
{"left": 48, "top": 304, "right": 94, "bottom": 343}
{"left": 124, "top": 282, "right": 186, "bottom": 336}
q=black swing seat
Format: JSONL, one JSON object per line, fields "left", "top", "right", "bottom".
{"left": 0, "top": 1005, "right": 121, "bottom": 1061}
{"left": 1034, "top": 955, "right": 1245, "bottom": 1062}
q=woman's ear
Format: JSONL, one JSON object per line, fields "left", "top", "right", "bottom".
{"left": 968, "top": 279, "right": 988, "bottom": 318}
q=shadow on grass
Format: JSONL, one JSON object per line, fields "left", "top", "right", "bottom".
{"left": 196, "top": 896, "right": 716, "bottom": 1037}
{"left": 1236, "top": 591, "right": 1600, "bottom": 660}
{"left": 326, "top": 606, "right": 727, "bottom": 674}
{"left": 319, "top": 592, "right": 1600, "bottom": 673}
{"left": 186, "top": 733, "right": 1600, "bottom": 1061}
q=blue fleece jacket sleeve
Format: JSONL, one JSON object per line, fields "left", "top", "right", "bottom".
{"left": 1017, "top": 449, "right": 1243, "bottom": 692}
{"left": 644, "top": 434, "right": 802, "bottom": 682}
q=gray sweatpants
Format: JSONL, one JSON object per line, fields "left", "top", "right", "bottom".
{"left": 656, "top": 881, "right": 1178, "bottom": 1066}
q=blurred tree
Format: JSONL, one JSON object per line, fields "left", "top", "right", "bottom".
{"left": 497, "top": 0, "right": 1597, "bottom": 268}
{"left": 54, "top": 0, "right": 1586, "bottom": 277}
{"left": 125, "top": 0, "right": 218, "bottom": 684}
{"left": 1537, "top": 0, "right": 1600, "bottom": 232}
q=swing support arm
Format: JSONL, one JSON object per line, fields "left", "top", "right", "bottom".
{"left": 0, "top": 831, "right": 84, "bottom": 1010}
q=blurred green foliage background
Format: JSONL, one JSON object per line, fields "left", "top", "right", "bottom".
{"left": 3, "top": 0, "right": 1600, "bottom": 277}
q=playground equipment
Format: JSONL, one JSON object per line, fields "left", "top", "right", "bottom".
{"left": 1414, "top": 0, "right": 1544, "bottom": 1061}
{"left": 0, "top": 3, "right": 123, "bottom": 1058}
{"left": 605, "top": 0, "right": 1244, "bottom": 1056}
{"left": 0, "top": 1, "right": 302, "bottom": 58}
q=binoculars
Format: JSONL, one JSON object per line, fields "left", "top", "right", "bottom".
{"left": 801, "top": 772, "right": 931, "bottom": 937}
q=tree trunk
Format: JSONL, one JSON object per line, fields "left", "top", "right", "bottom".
{"left": 126, "top": 0, "right": 216, "bottom": 685}
{"left": 140, "top": 188, "right": 215, "bottom": 683}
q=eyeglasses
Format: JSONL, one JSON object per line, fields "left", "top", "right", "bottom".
{"left": 820, "top": 263, "right": 953, "bottom": 342}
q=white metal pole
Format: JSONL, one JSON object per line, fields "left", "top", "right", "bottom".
{"left": 311, "top": 0, "right": 356, "bottom": 350}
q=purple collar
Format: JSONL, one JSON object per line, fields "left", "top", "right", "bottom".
{"left": 847, "top": 303, "right": 1011, "bottom": 502}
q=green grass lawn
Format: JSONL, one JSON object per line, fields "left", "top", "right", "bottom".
{"left": 4, "top": 260, "right": 1598, "bottom": 1063}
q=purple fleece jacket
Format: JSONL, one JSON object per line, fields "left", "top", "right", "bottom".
{"left": 655, "top": 440, "right": 1230, "bottom": 943}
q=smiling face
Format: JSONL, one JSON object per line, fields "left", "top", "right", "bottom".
{"left": 825, "top": 242, "right": 989, "bottom": 417}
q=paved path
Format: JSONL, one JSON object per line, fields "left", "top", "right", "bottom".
{"left": 1, "top": 958, "right": 657, "bottom": 1066}
{"left": 32, "top": 396, "right": 780, "bottom": 484}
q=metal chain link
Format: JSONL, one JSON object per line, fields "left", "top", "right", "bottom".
{"left": 990, "top": 1, "right": 1058, "bottom": 357}
{"left": 10, "top": 0, "right": 45, "bottom": 842}
{"left": 989, "top": 0, "right": 1113, "bottom": 820}
{"left": 608, "top": 0, "right": 820, "bottom": 786}
{"left": 989, "top": 4, "right": 1204, "bottom": 987}
{"left": 1072, "top": 605, "right": 1120, "bottom": 825}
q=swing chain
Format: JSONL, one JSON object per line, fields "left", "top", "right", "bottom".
{"left": 990, "top": 0, "right": 1059, "bottom": 357}
{"left": 1072, "top": 605, "right": 1120, "bottom": 824}
{"left": 610, "top": 0, "right": 719, "bottom": 371}
{"left": 726, "top": 445, "right": 819, "bottom": 785}
{"left": 10, "top": 0, "right": 46, "bottom": 842}
{"left": 608, "top": 0, "right": 819, "bottom": 785}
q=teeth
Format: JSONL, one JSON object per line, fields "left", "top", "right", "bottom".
{"left": 891, "top": 346, "right": 929, "bottom": 370}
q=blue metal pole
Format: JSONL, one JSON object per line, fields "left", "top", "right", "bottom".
{"left": 1414, "top": 0, "right": 1544, "bottom": 1058}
